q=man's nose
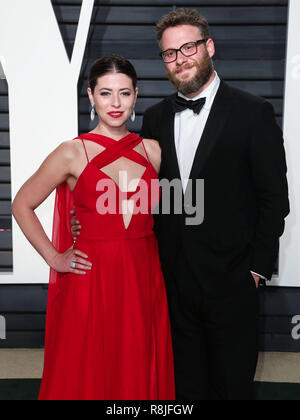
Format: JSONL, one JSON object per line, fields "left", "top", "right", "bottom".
{"left": 176, "top": 50, "right": 187, "bottom": 66}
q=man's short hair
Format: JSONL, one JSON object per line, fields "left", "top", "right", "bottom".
{"left": 156, "top": 8, "right": 211, "bottom": 46}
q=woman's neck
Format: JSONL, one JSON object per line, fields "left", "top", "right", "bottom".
{"left": 90, "top": 123, "right": 130, "bottom": 141}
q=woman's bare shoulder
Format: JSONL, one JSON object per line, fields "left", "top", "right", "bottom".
{"left": 143, "top": 138, "right": 161, "bottom": 156}
{"left": 53, "top": 139, "right": 81, "bottom": 161}
{"left": 142, "top": 138, "right": 161, "bottom": 173}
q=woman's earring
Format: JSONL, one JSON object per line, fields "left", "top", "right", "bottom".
{"left": 131, "top": 109, "right": 136, "bottom": 123}
{"left": 91, "top": 105, "right": 96, "bottom": 121}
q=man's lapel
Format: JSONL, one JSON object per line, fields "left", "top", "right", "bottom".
{"left": 189, "top": 80, "right": 234, "bottom": 180}
{"left": 161, "top": 94, "right": 181, "bottom": 181}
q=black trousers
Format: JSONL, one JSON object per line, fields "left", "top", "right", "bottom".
{"left": 165, "top": 251, "right": 260, "bottom": 401}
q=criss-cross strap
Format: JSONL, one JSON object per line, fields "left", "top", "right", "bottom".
{"left": 90, "top": 135, "right": 149, "bottom": 168}
{"left": 80, "top": 139, "right": 90, "bottom": 163}
{"left": 77, "top": 133, "right": 148, "bottom": 170}
{"left": 73, "top": 133, "right": 158, "bottom": 230}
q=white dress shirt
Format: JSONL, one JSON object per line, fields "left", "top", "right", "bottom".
{"left": 174, "top": 72, "right": 266, "bottom": 282}
{"left": 174, "top": 71, "right": 220, "bottom": 193}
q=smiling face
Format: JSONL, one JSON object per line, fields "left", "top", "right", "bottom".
{"left": 88, "top": 72, "right": 138, "bottom": 130}
{"left": 161, "top": 25, "right": 215, "bottom": 97}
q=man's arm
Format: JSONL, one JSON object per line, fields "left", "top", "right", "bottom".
{"left": 71, "top": 208, "right": 81, "bottom": 241}
{"left": 250, "top": 101, "right": 290, "bottom": 280}
{"left": 140, "top": 107, "right": 162, "bottom": 237}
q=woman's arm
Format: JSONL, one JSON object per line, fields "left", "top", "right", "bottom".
{"left": 11, "top": 141, "right": 92, "bottom": 275}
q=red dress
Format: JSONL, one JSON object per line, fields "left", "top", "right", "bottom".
{"left": 38, "top": 133, "right": 175, "bottom": 400}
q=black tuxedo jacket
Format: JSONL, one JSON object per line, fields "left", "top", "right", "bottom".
{"left": 140, "top": 80, "right": 290, "bottom": 285}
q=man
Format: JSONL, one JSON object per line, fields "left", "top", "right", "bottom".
{"left": 72, "top": 9, "right": 289, "bottom": 400}
{"left": 139, "top": 9, "right": 289, "bottom": 400}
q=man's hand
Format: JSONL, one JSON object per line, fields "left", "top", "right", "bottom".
{"left": 251, "top": 273, "right": 260, "bottom": 289}
{"left": 70, "top": 208, "right": 81, "bottom": 242}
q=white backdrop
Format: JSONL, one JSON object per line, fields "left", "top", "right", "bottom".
{"left": 275, "top": 0, "right": 300, "bottom": 286}
{"left": 0, "top": 0, "right": 94, "bottom": 284}
{"left": 0, "top": 0, "right": 299, "bottom": 285}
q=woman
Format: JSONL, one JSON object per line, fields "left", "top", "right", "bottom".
{"left": 12, "top": 54, "right": 175, "bottom": 400}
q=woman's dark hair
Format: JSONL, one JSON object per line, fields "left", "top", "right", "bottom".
{"left": 88, "top": 54, "right": 138, "bottom": 93}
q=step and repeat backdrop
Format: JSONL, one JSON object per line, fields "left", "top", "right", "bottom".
{"left": 0, "top": 0, "right": 299, "bottom": 287}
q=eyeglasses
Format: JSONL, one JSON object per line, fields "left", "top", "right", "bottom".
{"left": 160, "top": 39, "right": 208, "bottom": 63}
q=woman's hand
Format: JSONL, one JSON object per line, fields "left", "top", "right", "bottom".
{"left": 49, "top": 247, "right": 92, "bottom": 275}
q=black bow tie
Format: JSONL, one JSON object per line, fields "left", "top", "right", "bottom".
{"left": 172, "top": 96, "right": 206, "bottom": 115}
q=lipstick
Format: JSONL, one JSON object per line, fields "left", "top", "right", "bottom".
{"left": 108, "top": 112, "right": 124, "bottom": 118}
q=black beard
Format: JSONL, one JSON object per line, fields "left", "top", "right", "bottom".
{"left": 168, "top": 53, "right": 214, "bottom": 96}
